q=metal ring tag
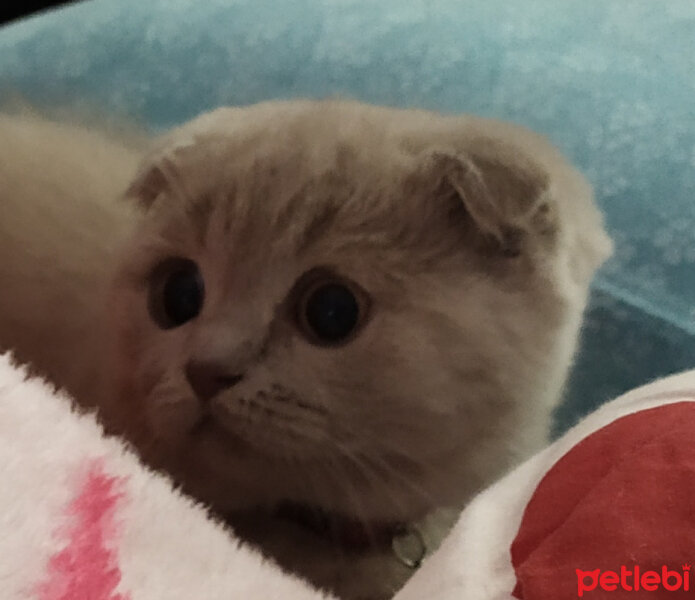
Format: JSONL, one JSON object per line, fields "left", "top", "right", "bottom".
{"left": 391, "top": 524, "right": 426, "bottom": 569}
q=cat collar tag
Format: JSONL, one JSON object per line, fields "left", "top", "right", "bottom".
{"left": 391, "top": 524, "right": 426, "bottom": 569}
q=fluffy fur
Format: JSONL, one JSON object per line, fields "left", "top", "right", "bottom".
{"left": 0, "top": 111, "right": 142, "bottom": 405}
{"left": 0, "top": 100, "right": 611, "bottom": 599}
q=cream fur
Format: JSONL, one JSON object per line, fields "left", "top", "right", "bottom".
{"left": 0, "top": 100, "right": 612, "bottom": 599}
{"left": 0, "top": 111, "right": 142, "bottom": 406}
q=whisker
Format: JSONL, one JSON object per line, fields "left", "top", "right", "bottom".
{"left": 343, "top": 440, "right": 438, "bottom": 509}
{"left": 322, "top": 451, "right": 378, "bottom": 550}
{"left": 333, "top": 442, "right": 414, "bottom": 524}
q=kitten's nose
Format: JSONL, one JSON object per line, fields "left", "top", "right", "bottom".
{"left": 185, "top": 360, "right": 244, "bottom": 402}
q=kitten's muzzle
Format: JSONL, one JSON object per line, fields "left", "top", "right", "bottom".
{"left": 185, "top": 359, "right": 244, "bottom": 402}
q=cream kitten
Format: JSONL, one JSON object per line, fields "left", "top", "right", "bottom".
{"left": 0, "top": 101, "right": 611, "bottom": 600}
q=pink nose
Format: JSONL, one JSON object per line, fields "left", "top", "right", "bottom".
{"left": 184, "top": 360, "right": 244, "bottom": 402}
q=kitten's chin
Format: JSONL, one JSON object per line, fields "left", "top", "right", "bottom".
{"left": 176, "top": 429, "right": 435, "bottom": 523}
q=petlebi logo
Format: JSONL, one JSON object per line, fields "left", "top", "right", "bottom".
{"left": 576, "top": 564, "right": 691, "bottom": 596}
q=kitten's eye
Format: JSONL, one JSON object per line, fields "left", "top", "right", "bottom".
{"left": 148, "top": 258, "right": 204, "bottom": 329}
{"left": 297, "top": 276, "right": 368, "bottom": 345}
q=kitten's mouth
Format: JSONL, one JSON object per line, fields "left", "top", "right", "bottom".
{"left": 189, "top": 394, "right": 329, "bottom": 460}
{"left": 191, "top": 413, "right": 252, "bottom": 455}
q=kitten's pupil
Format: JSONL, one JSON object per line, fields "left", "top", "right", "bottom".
{"left": 163, "top": 264, "right": 203, "bottom": 325}
{"left": 304, "top": 283, "right": 359, "bottom": 343}
{"left": 149, "top": 258, "right": 204, "bottom": 329}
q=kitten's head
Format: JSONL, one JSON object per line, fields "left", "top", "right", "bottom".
{"left": 106, "top": 100, "right": 611, "bottom": 522}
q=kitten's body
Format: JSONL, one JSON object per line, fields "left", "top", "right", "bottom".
{"left": 0, "top": 112, "right": 141, "bottom": 405}
{"left": 0, "top": 101, "right": 611, "bottom": 600}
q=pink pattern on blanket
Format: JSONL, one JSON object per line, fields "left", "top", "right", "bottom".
{"left": 37, "top": 459, "right": 131, "bottom": 600}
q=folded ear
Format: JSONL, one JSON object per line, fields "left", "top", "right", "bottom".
{"left": 125, "top": 136, "right": 197, "bottom": 208}
{"left": 426, "top": 144, "right": 555, "bottom": 257}
{"left": 125, "top": 155, "right": 169, "bottom": 207}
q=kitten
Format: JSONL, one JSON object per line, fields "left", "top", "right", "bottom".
{"left": 0, "top": 101, "right": 611, "bottom": 600}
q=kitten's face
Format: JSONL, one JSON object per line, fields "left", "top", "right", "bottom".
{"left": 106, "top": 101, "right": 608, "bottom": 523}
